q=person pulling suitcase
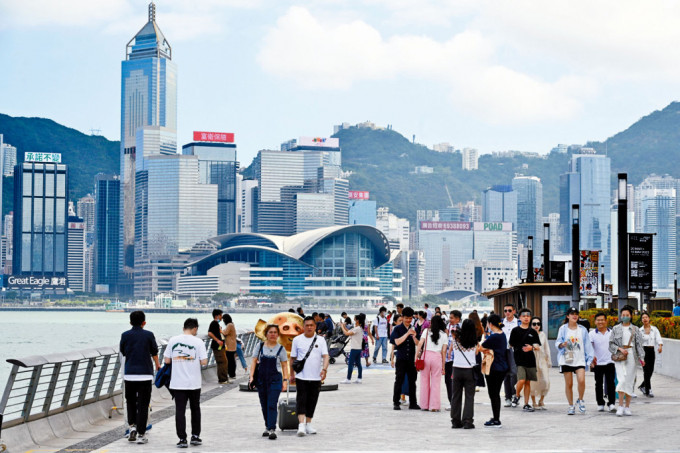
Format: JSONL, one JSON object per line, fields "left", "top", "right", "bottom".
{"left": 290, "top": 316, "right": 330, "bottom": 437}
{"left": 249, "top": 324, "right": 290, "bottom": 440}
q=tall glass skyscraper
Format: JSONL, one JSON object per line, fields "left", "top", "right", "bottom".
{"left": 512, "top": 176, "right": 543, "bottom": 267}
{"left": 95, "top": 174, "right": 120, "bottom": 293}
{"left": 13, "top": 162, "right": 69, "bottom": 277}
{"left": 120, "top": 2, "right": 177, "bottom": 288}
{"left": 637, "top": 186, "right": 676, "bottom": 289}
{"left": 559, "top": 152, "right": 611, "bottom": 272}
{"left": 482, "top": 185, "right": 517, "bottom": 226}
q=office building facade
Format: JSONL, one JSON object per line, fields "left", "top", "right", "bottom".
{"left": 67, "top": 216, "right": 86, "bottom": 292}
{"left": 120, "top": 2, "right": 177, "bottom": 280}
{"left": 462, "top": 148, "right": 479, "bottom": 171}
{"left": 1, "top": 135, "right": 16, "bottom": 177}
{"left": 482, "top": 185, "right": 517, "bottom": 226}
{"left": 95, "top": 175, "right": 120, "bottom": 293}
{"left": 512, "top": 176, "right": 543, "bottom": 267}
{"left": 637, "top": 186, "right": 676, "bottom": 289}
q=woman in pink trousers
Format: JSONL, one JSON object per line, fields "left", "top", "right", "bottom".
{"left": 415, "top": 315, "right": 448, "bottom": 411}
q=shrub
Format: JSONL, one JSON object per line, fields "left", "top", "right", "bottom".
{"left": 578, "top": 308, "right": 680, "bottom": 339}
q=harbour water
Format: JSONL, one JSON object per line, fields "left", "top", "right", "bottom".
{"left": 0, "top": 311, "right": 278, "bottom": 392}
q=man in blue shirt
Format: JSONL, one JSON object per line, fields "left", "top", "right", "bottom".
{"left": 120, "top": 311, "right": 160, "bottom": 444}
{"left": 390, "top": 307, "right": 421, "bottom": 411}
{"left": 673, "top": 302, "right": 680, "bottom": 317}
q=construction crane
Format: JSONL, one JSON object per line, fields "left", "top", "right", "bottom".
{"left": 444, "top": 184, "right": 454, "bottom": 207}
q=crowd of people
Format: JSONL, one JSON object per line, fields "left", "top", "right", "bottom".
{"left": 117, "top": 301, "right": 664, "bottom": 446}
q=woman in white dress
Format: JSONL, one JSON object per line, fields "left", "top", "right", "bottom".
{"left": 608, "top": 305, "right": 645, "bottom": 416}
{"left": 530, "top": 316, "right": 551, "bottom": 410}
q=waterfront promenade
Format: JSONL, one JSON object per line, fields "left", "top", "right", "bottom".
{"left": 40, "top": 362, "right": 680, "bottom": 453}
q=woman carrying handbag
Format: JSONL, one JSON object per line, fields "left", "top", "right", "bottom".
{"left": 609, "top": 305, "right": 645, "bottom": 416}
{"left": 415, "top": 315, "right": 447, "bottom": 411}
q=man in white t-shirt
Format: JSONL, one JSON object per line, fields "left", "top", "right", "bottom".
{"left": 163, "top": 318, "right": 208, "bottom": 448}
{"left": 501, "top": 304, "right": 520, "bottom": 407}
{"left": 372, "top": 307, "right": 390, "bottom": 364}
{"left": 590, "top": 312, "right": 616, "bottom": 412}
{"left": 290, "top": 316, "right": 329, "bottom": 437}
{"left": 424, "top": 303, "right": 434, "bottom": 321}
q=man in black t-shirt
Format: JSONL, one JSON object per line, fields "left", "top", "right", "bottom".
{"left": 390, "top": 307, "right": 421, "bottom": 411}
{"left": 509, "top": 308, "right": 541, "bottom": 411}
{"left": 208, "top": 309, "right": 229, "bottom": 384}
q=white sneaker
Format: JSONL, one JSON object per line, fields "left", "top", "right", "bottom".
{"left": 608, "top": 404, "right": 617, "bottom": 412}
{"left": 353, "top": 378, "right": 362, "bottom": 384}
{"left": 631, "top": 392, "right": 637, "bottom": 398}
{"left": 597, "top": 405, "right": 605, "bottom": 412}
{"left": 623, "top": 407, "right": 632, "bottom": 416}
{"left": 339, "top": 379, "right": 352, "bottom": 384}
{"left": 616, "top": 406, "right": 624, "bottom": 417}
{"left": 305, "top": 423, "right": 317, "bottom": 435}
{"left": 445, "top": 405, "right": 451, "bottom": 411}
{"left": 297, "top": 423, "right": 306, "bottom": 437}
{"left": 504, "top": 399, "right": 512, "bottom": 407}
{"left": 136, "top": 434, "right": 148, "bottom": 444}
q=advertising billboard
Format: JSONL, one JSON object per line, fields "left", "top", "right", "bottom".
{"left": 298, "top": 136, "right": 340, "bottom": 148}
{"left": 348, "top": 191, "right": 370, "bottom": 200}
{"left": 629, "top": 233, "right": 653, "bottom": 292}
{"left": 193, "top": 131, "right": 235, "bottom": 143}
{"left": 579, "top": 250, "right": 599, "bottom": 296}
{"left": 24, "top": 152, "right": 61, "bottom": 163}
{"left": 472, "top": 222, "right": 513, "bottom": 232}
{"left": 419, "top": 221, "right": 471, "bottom": 231}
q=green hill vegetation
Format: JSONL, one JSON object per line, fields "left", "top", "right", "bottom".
{"left": 3, "top": 101, "right": 680, "bottom": 223}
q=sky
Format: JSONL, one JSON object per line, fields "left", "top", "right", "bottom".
{"left": 2, "top": 0, "right": 680, "bottom": 167}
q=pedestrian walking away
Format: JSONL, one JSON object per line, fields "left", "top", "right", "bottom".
{"left": 556, "top": 307, "right": 594, "bottom": 415}
{"left": 290, "top": 316, "right": 330, "bottom": 437}
{"left": 236, "top": 337, "right": 249, "bottom": 375}
{"left": 501, "top": 304, "right": 519, "bottom": 407}
{"left": 390, "top": 307, "right": 421, "bottom": 411}
{"left": 415, "top": 315, "right": 447, "bottom": 411}
{"left": 450, "top": 319, "right": 480, "bottom": 429}
{"left": 119, "top": 310, "right": 160, "bottom": 444}
{"left": 609, "top": 305, "right": 645, "bottom": 416}
{"left": 590, "top": 312, "right": 617, "bottom": 412}
{"left": 208, "top": 309, "right": 229, "bottom": 384}
{"left": 480, "top": 315, "right": 508, "bottom": 427}
{"left": 340, "top": 314, "right": 366, "bottom": 384}
{"left": 362, "top": 321, "right": 374, "bottom": 367}
{"left": 444, "top": 311, "right": 462, "bottom": 411}
{"left": 249, "top": 324, "right": 289, "bottom": 440}
{"left": 509, "top": 308, "right": 541, "bottom": 412}
{"left": 163, "top": 318, "right": 208, "bottom": 448}
{"left": 530, "top": 316, "right": 551, "bottom": 410}
{"left": 372, "top": 306, "right": 390, "bottom": 364}
{"left": 639, "top": 311, "right": 663, "bottom": 397}
{"left": 222, "top": 314, "right": 238, "bottom": 379}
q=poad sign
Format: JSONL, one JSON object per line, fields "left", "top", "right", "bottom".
{"left": 193, "top": 131, "right": 235, "bottom": 143}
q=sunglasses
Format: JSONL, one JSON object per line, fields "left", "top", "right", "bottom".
{"left": 504, "top": 309, "right": 513, "bottom": 313}
{"left": 531, "top": 322, "right": 541, "bottom": 326}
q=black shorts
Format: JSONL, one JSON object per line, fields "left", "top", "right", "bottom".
{"left": 295, "top": 379, "right": 322, "bottom": 418}
{"left": 560, "top": 365, "right": 585, "bottom": 374}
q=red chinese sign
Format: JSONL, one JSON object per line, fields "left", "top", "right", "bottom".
{"left": 419, "top": 221, "right": 471, "bottom": 231}
{"left": 193, "top": 131, "right": 235, "bottom": 143}
{"left": 349, "top": 191, "right": 370, "bottom": 200}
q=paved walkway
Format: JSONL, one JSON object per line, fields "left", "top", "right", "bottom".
{"left": 83, "top": 360, "right": 680, "bottom": 452}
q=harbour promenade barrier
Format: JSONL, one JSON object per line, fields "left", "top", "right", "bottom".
{"left": 0, "top": 331, "right": 260, "bottom": 452}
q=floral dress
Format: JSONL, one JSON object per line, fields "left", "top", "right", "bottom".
{"left": 361, "top": 325, "right": 370, "bottom": 358}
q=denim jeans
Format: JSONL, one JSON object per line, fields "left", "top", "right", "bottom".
{"left": 373, "top": 337, "right": 388, "bottom": 361}
{"left": 347, "top": 349, "right": 363, "bottom": 379}
{"left": 236, "top": 342, "right": 248, "bottom": 369}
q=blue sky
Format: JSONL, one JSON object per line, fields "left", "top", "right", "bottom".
{"left": 2, "top": 0, "right": 680, "bottom": 167}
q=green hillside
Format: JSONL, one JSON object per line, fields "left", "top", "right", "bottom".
{"left": 0, "top": 113, "right": 119, "bottom": 216}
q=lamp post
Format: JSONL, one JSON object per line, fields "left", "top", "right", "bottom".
{"left": 617, "top": 173, "right": 628, "bottom": 310}
{"left": 572, "top": 204, "right": 580, "bottom": 309}
{"left": 601, "top": 265, "right": 605, "bottom": 292}
{"left": 527, "top": 236, "right": 534, "bottom": 283}
{"left": 543, "top": 223, "right": 550, "bottom": 283}
{"left": 675, "top": 272, "right": 678, "bottom": 304}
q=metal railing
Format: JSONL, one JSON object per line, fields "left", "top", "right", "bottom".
{"left": 0, "top": 332, "right": 259, "bottom": 431}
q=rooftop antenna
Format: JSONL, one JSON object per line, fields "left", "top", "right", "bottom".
{"left": 149, "top": 2, "right": 156, "bottom": 22}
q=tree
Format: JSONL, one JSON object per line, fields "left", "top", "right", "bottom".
{"left": 212, "top": 292, "right": 237, "bottom": 304}
{"left": 269, "top": 291, "right": 287, "bottom": 304}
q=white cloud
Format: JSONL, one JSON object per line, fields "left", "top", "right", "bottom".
{"left": 258, "top": 6, "right": 595, "bottom": 123}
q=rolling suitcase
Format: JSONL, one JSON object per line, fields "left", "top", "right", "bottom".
{"left": 278, "top": 385, "right": 298, "bottom": 430}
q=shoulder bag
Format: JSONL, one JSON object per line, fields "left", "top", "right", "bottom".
{"left": 292, "top": 335, "right": 317, "bottom": 373}
{"left": 415, "top": 329, "right": 428, "bottom": 371}
{"left": 481, "top": 349, "right": 494, "bottom": 375}
{"left": 611, "top": 327, "right": 634, "bottom": 362}
{"left": 460, "top": 341, "right": 483, "bottom": 383}
{"left": 248, "top": 343, "right": 265, "bottom": 390}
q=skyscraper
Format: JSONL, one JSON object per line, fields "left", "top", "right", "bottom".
{"left": 512, "top": 176, "right": 543, "bottom": 267}
{"left": 636, "top": 186, "right": 676, "bottom": 289}
{"left": 482, "top": 185, "right": 517, "bottom": 226}
{"left": 67, "top": 216, "right": 86, "bottom": 292}
{"left": 95, "top": 174, "right": 120, "bottom": 293}
{"left": 77, "top": 194, "right": 95, "bottom": 244}
{"left": 120, "top": 2, "right": 177, "bottom": 288}
{"left": 559, "top": 152, "right": 611, "bottom": 272}
{"left": 13, "top": 159, "right": 68, "bottom": 280}
{"left": 0, "top": 135, "right": 16, "bottom": 177}
{"left": 182, "top": 134, "right": 239, "bottom": 235}
{"left": 462, "top": 148, "right": 478, "bottom": 171}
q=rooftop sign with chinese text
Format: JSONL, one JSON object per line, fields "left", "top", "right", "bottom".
{"left": 24, "top": 152, "right": 61, "bottom": 163}
{"left": 419, "top": 221, "right": 471, "bottom": 231}
{"left": 193, "top": 131, "right": 235, "bottom": 143}
{"left": 349, "top": 191, "right": 369, "bottom": 200}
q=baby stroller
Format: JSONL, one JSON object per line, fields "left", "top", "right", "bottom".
{"left": 327, "top": 327, "right": 350, "bottom": 364}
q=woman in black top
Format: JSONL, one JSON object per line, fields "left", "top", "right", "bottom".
{"left": 480, "top": 315, "right": 509, "bottom": 427}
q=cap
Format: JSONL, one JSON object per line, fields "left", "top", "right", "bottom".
{"left": 566, "top": 307, "right": 579, "bottom": 315}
